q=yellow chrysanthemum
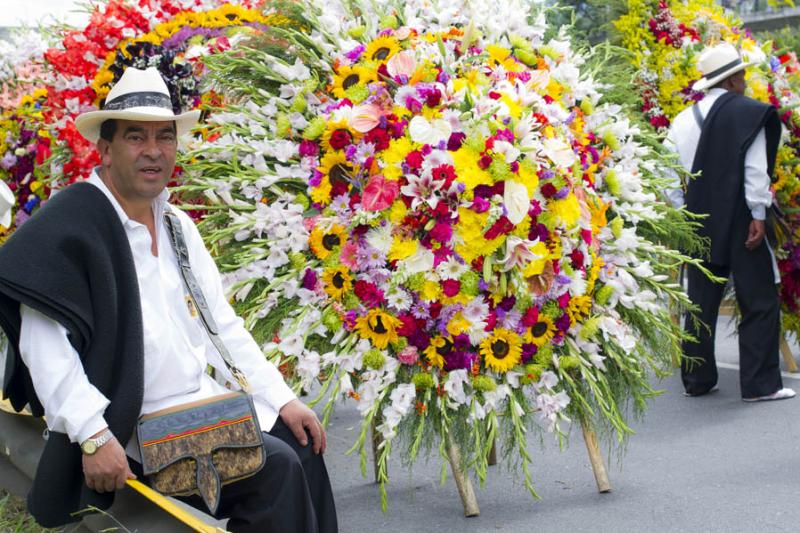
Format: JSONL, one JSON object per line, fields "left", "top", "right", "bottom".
{"left": 480, "top": 328, "right": 522, "bottom": 373}
{"left": 382, "top": 137, "right": 415, "bottom": 165}
{"left": 309, "top": 224, "right": 347, "bottom": 260}
{"left": 568, "top": 296, "right": 592, "bottom": 324}
{"left": 524, "top": 316, "right": 556, "bottom": 348}
{"left": 364, "top": 35, "right": 401, "bottom": 63}
{"left": 452, "top": 147, "right": 493, "bottom": 193}
{"left": 310, "top": 175, "right": 333, "bottom": 206}
{"left": 455, "top": 207, "right": 506, "bottom": 263}
{"left": 320, "top": 120, "right": 361, "bottom": 153}
{"left": 322, "top": 266, "right": 353, "bottom": 300}
{"left": 356, "top": 309, "right": 401, "bottom": 349}
{"left": 388, "top": 236, "right": 417, "bottom": 261}
{"left": 486, "top": 44, "right": 523, "bottom": 72}
{"left": 387, "top": 200, "right": 408, "bottom": 224}
{"left": 419, "top": 280, "right": 442, "bottom": 302}
{"left": 331, "top": 64, "right": 376, "bottom": 99}
{"left": 424, "top": 336, "right": 451, "bottom": 368}
{"left": 548, "top": 194, "right": 582, "bottom": 229}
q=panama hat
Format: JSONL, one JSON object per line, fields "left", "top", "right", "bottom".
{"left": 0, "top": 180, "right": 14, "bottom": 229}
{"left": 75, "top": 67, "right": 201, "bottom": 143}
{"left": 692, "top": 43, "right": 751, "bottom": 92}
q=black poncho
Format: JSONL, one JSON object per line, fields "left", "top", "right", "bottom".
{"left": 0, "top": 182, "right": 143, "bottom": 527}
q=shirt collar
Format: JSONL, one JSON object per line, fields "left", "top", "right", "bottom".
{"left": 88, "top": 168, "right": 170, "bottom": 228}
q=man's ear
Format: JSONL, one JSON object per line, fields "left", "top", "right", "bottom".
{"left": 96, "top": 139, "right": 110, "bottom": 165}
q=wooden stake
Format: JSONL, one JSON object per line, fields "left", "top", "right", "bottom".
{"left": 487, "top": 438, "right": 497, "bottom": 466}
{"left": 780, "top": 337, "right": 799, "bottom": 373}
{"left": 580, "top": 421, "right": 611, "bottom": 493}
{"left": 445, "top": 434, "right": 480, "bottom": 517}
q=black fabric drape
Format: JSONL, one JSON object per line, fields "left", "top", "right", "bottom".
{"left": 0, "top": 182, "right": 144, "bottom": 527}
{"left": 686, "top": 92, "right": 782, "bottom": 266}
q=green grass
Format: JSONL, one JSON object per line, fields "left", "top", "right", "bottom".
{"left": 0, "top": 489, "right": 53, "bottom": 532}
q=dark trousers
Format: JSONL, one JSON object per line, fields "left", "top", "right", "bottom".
{"left": 132, "top": 418, "right": 337, "bottom": 533}
{"left": 682, "top": 229, "right": 783, "bottom": 398}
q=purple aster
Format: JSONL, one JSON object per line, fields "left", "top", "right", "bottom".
{"left": 411, "top": 301, "right": 430, "bottom": 319}
{"left": 0, "top": 152, "right": 16, "bottom": 170}
{"left": 356, "top": 245, "right": 386, "bottom": 270}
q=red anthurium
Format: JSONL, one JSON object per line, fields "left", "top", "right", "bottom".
{"left": 362, "top": 174, "right": 399, "bottom": 211}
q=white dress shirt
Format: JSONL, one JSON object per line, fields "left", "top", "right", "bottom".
{"left": 664, "top": 88, "right": 772, "bottom": 220}
{"left": 19, "top": 171, "right": 296, "bottom": 456}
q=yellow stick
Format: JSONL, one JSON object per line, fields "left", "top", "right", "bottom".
{"left": 125, "top": 479, "right": 228, "bottom": 533}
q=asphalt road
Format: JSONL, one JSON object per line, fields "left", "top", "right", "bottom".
{"left": 323, "top": 316, "right": 800, "bottom": 533}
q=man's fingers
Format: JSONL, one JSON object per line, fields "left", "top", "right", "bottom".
{"left": 306, "top": 416, "right": 324, "bottom": 454}
{"left": 319, "top": 422, "right": 328, "bottom": 454}
{"left": 289, "top": 420, "right": 309, "bottom": 446}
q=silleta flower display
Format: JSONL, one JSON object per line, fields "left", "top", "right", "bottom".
{"left": 183, "top": 0, "right": 702, "bottom": 506}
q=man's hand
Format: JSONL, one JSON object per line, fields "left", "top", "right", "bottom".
{"left": 279, "top": 399, "right": 327, "bottom": 455}
{"left": 82, "top": 430, "right": 135, "bottom": 493}
{"left": 745, "top": 219, "right": 766, "bottom": 250}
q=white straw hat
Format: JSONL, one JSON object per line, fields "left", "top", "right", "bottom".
{"left": 692, "top": 43, "right": 751, "bottom": 92}
{"left": 75, "top": 67, "right": 201, "bottom": 143}
{"left": 0, "top": 180, "right": 14, "bottom": 229}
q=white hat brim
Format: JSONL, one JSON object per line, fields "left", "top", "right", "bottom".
{"left": 75, "top": 107, "right": 202, "bottom": 143}
{"left": 692, "top": 60, "right": 750, "bottom": 92}
{"left": 0, "top": 210, "right": 11, "bottom": 229}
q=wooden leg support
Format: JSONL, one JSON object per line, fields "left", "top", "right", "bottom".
{"left": 580, "top": 421, "right": 611, "bottom": 493}
{"left": 780, "top": 337, "right": 799, "bottom": 373}
{"left": 445, "top": 434, "right": 480, "bottom": 517}
{"left": 487, "top": 438, "right": 497, "bottom": 466}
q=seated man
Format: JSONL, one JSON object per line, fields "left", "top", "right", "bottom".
{"left": 0, "top": 66, "right": 337, "bottom": 532}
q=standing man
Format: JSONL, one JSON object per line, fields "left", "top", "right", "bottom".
{"left": 665, "top": 43, "right": 794, "bottom": 402}
{"left": 0, "top": 67, "right": 337, "bottom": 531}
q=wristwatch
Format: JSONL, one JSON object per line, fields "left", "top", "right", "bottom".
{"left": 80, "top": 429, "right": 114, "bottom": 455}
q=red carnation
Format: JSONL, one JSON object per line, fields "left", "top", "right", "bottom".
{"left": 354, "top": 280, "right": 386, "bottom": 308}
{"left": 484, "top": 216, "right": 514, "bottom": 240}
{"left": 406, "top": 150, "right": 424, "bottom": 170}
{"left": 540, "top": 183, "right": 557, "bottom": 198}
{"left": 365, "top": 128, "right": 391, "bottom": 151}
{"left": 329, "top": 129, "right": 352, "bottom": 150}
{"left": 442, "top": 279, "right": 461, "bottom": 297}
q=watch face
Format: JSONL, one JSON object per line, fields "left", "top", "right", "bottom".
{"left": 82, "top": 441, "right": 97, "bottom": 455}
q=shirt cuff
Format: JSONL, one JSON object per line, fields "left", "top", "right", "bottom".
{"left": 750, "top": 205, "right": 766, "bottom": 221}
{"left": 74, "top": 414, "right": 110, "bottom": 445}
{"left": 260, "top": 381, "right": 297, "bottom": 413}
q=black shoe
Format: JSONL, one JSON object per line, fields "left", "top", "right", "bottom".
{"left": 683, "top": 385, "right": 719, "bottom": 397}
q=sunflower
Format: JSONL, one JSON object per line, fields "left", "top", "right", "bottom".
{"left": 320, "top": 120, "right": 361, "bottom": 153}
{"left": 318, "top": 151, "right": 355, "bottom": 188}
{"left": 356, "top": 309, "right": 401, "bottom": 349}
{"left": 567, "top": 295, "right": 592, "bottom": 324}
{"left": 309, "top": 224, "right": 347, "bottom": 260}
{"left": 525, "top": 316, "right": 556, "bottom": 348}
{"left": 331, "top": 64, "right": 377, "bottom": 99}
{"left": 424, "top": 336, "right": 452, "bottom": 369}
{"left": 364, "top": 35, "right": 401, "bottom": 63}
{"left": 322, "top": 266, "right": 353, "bottom": 300}
{"left": 480, "top": 328, "right": 522, "bottom": 373}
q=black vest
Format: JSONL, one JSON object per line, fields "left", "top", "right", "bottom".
{"left": 686, "top": 92, "right": 782, "bottom": 265}
{"left": 0, "top": 183, "right": 144, "bottom": 527}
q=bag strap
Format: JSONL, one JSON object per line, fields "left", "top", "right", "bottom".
{"left": 163, "top": 208, "right": 251, "bottom": 392}
{"left": 691, "top": 103, "right": 705, "bottom": 131}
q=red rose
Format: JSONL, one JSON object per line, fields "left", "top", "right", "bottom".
{"left": 365, "top": 128, "right": 391, "bottom": 151}
{"left": 406, "top": 150, "right": 424, "bottom": 170}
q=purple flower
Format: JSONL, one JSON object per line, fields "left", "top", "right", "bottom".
{"left": 554, "top": 186, "right": 571, "bottom": 200}
{"left": 345, "top": 44, "right": 366, "bottom": 62}
{"left": 555, "top": 313, "right": 571, "bottom": 332}
{"left": 302, "top": 268, "right": 318, "bottom": 290}
{"left": 356, "top": 245, "right": 386, "bottom": 269}
{"left": 444, "top": 350, "right": 477, "bottom": 371}
{"left": 0, "top": 153, "right": 16, "bottom": 170}
{"left": 521, "top": 343, "right": 537, "bottom": 363}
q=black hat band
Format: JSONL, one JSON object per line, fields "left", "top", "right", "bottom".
{"left": 103, "top": 91, "right": 173, "bottom": 111}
